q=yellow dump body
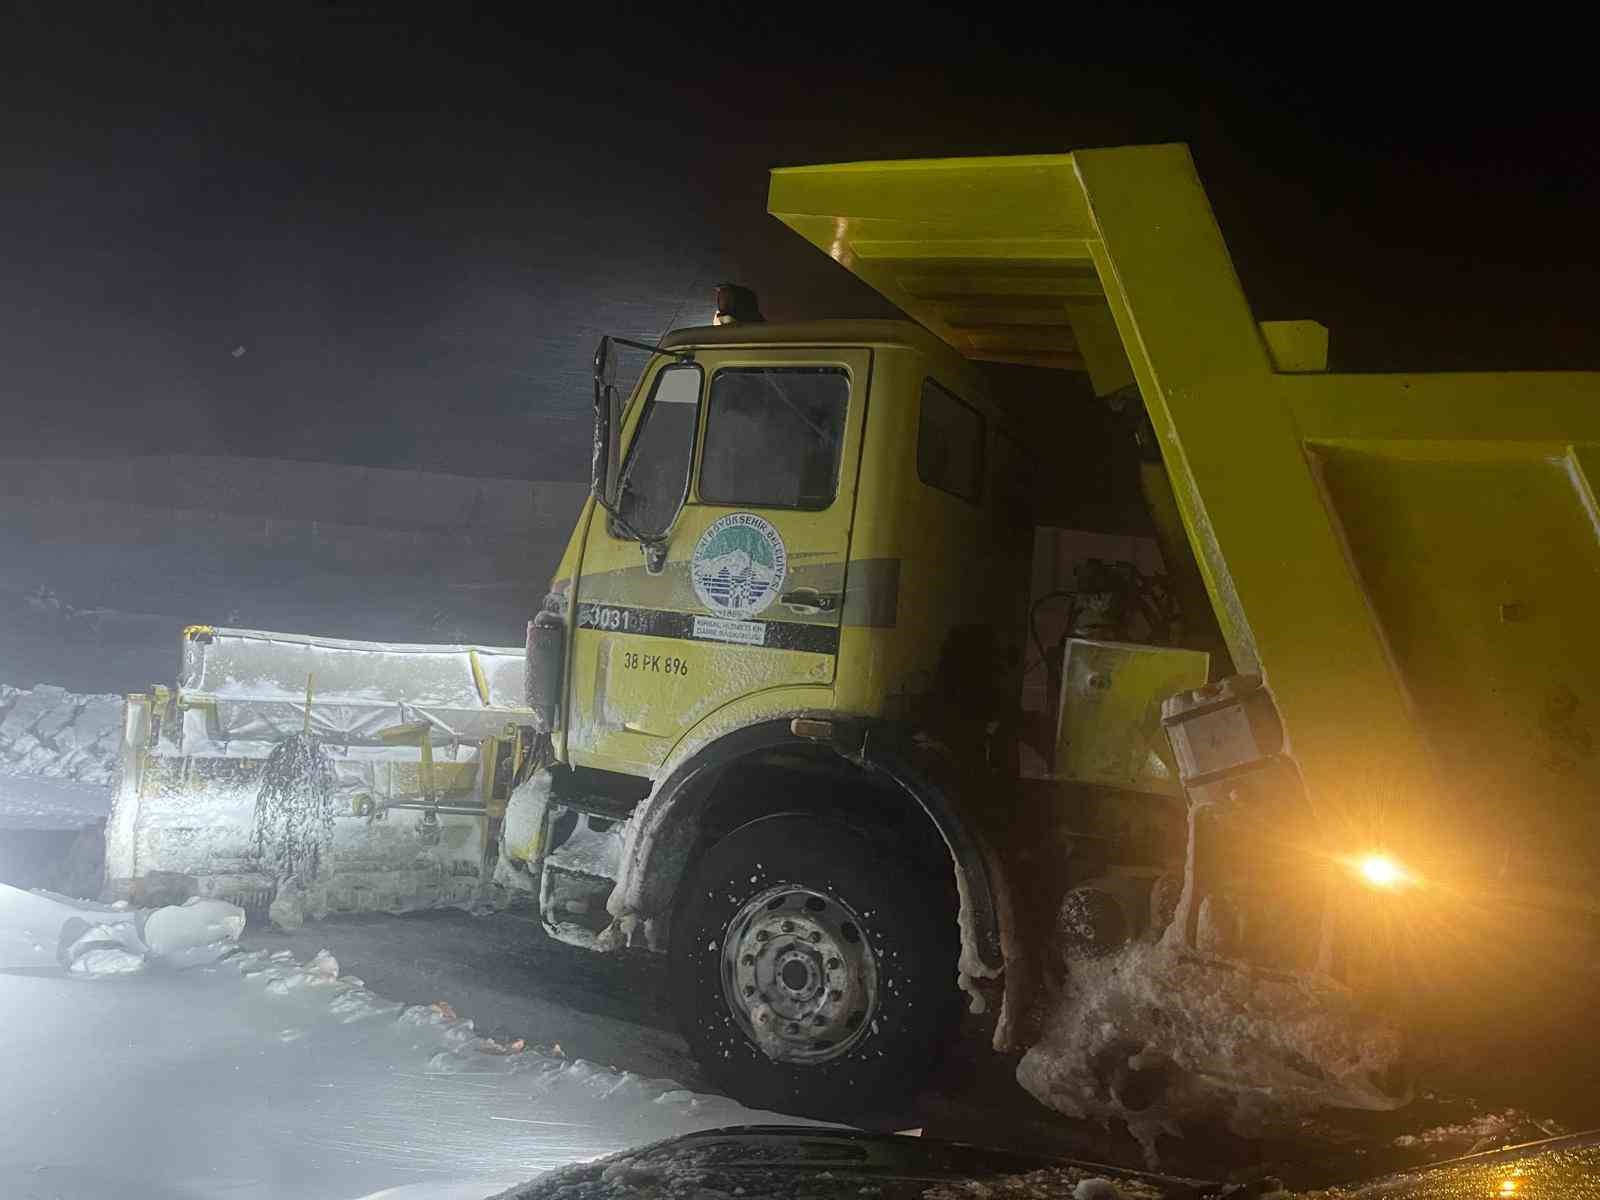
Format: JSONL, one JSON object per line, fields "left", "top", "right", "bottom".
{"left": 769, "top": 147, "right": 1600, "bottom": 897}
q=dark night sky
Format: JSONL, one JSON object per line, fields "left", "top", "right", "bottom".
{"left": 4, "top": 4, "right": 1598, "bottom": 482}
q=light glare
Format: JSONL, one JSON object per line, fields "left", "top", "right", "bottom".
{"left": 1358, "top": 853, "right": 1406, "bottom": 890}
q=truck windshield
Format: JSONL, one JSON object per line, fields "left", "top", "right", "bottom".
{"left": 699, "top": 367, "right": 849, "bottom": 510}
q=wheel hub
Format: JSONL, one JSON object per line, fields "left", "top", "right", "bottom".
{"left": 721, "top": 884, "right": 878, "bottom": 1064}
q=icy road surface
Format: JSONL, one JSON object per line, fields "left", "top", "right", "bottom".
{"left": 0, "top": 885, "right": 823, "bottom": 1200}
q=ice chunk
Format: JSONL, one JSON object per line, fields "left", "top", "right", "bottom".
{"left": 58, "top": 916, "right": 150, "bottom": 976}
{"left": 143, "top": 897, "right": 247, "bottom": 967}
{"left": 69, "top": 945, "right": 148, "bottom": 976}
{"left": 53, "top": 896, "right": 244, "bottom": 975}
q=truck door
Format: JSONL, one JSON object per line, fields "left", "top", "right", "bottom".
{"left": 569, "top": 347, "right": 869, "bottom": 774}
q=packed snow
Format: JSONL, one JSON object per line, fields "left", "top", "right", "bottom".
{"left": 1017, "top": 941, "right": 1406, "bottom": 1162}
{"left": 0, "top": 880, "right": 827, "bottom": 1200}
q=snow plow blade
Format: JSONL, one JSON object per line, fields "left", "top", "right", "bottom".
{"left": 105, "top": 626, "right": 536, "bottom": 916}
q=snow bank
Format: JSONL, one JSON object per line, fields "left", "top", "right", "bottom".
{"left": 1017, "top": 941, "right": 1406, "bottom": 1161}
{"left": 0, "top": 879, "right": 827, "bottom": 1200}
{"left": 0, "top": 882, "right": 246, "bottom": 975}
{"left": 0, "top": 681, "right": 123, "bottom": 786}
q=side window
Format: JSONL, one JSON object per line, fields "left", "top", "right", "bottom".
{"left": 615, "top": 363, "right": 702, "bottom": 538}
{"left": 699, "top": 367, "right": 850, "bottom": 510}
{"left": 918, "top": 378, "right": 984, "bottom": 502}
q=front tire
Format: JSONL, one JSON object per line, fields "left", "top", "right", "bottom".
{"left": 670, "top": 812, "right": 961, "bottom": 1121}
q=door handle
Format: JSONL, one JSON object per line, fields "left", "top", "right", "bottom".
{"left": 780, "top": 588, "right": 837, "bottom": 614}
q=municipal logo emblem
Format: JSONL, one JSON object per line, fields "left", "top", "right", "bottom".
{"left": 690, "top": 513, "right": 787, "bottom": 619}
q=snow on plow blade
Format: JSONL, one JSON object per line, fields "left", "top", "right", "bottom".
{"left": 105, "top": 626, "right": 535, "bottom": 917}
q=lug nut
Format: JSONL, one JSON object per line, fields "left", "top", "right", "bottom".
{"left": 756, "top": 930, "right": 771, "bottom": 942}
{"left": 829, "top": 989, "right": 843, "bottom": 1001}
{"left": 741, "top": 954, "right": 755, "bottom": 966}
{"left": 826, "top": 957, "right": 841, "bottom": 971}
{"left": 786, "top": 1022, "right": 800, "bottom": 1034}
{"left": 813, "top": 1014, "right": 827, "bottom": 1027}
{"left": 808, "top": 931, "right": 822, "bottom": 943}
{"left": 743, "top": 985, "right": 755, "bottom": 997}
{"left": 781, "top": 920, "right": 795, "bottom": 933}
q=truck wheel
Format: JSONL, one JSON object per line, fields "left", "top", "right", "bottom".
{"left": 670, "top": 812, "right": 960, "bottom": 1121}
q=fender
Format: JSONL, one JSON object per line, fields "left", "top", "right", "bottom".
{"left": 850, "top": 729, "right": 1007, "bottom": 977}
{"left": 606, "top": 708, "right": 1007, "bottom": 981}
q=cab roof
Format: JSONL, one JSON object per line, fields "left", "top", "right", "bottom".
{"left": 660, "top": 318, "right": 980, "bottom": 389}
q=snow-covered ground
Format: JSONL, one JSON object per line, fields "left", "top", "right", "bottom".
{"left": 0, "top": 883, "right": 824, "bottom": 1200}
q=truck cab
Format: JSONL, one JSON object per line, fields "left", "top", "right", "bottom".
{"left": 513, "top": 320, "right": 1066, "bottom": 1116}
{"left": 554, "top": 319, "right": 1030, "bottom": 777}
{"left": 514, "top": 300, "right": 1225, "bottom": 1119}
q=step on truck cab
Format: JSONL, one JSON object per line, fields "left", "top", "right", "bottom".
{"left": 114, "top": 144, "right": 1600, "bottom": 1128}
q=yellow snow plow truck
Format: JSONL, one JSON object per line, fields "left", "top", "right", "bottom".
{"left": 109, "top": 145, "right": 1600, "bottom": 1128}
